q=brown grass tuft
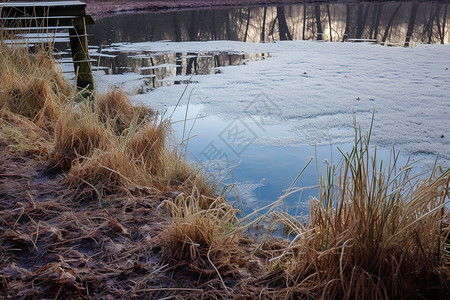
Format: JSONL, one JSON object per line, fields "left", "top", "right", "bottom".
{"left": 96, "top": 89, "right": 154, "bottom": 134}
{"left": 0, "top": 108, "right": 52, "bottom": 155}
{"left": 68, "top": 147, "right": 140, "bottom": 192}
{"left": 0, "top": 43, "right": 215, "bottom": 198}
{"left": 164, "top": 189, "right": 238, "bottom": 262}
{"left": 272, "top": 129, "right": 450, "bottom": 299}
{"left": 97, "top": 89, "right": 134, "bottom": 117}
{"left": 50, "top": 105, "right": 112, "bottom": 171}
{"left": 164, "top": 153, "right": 216, "bottom": 199}
{"left": 127, "top": 121, "right": 168, "bottom": 177}
{"left": 0, "top": 44, "right": 72, "bottom": 156}
{"left": 0, "top": 46, "right": 72, "bottom": 126}
{"left": 66, "top": 119, "right": 172, "bottom": 191}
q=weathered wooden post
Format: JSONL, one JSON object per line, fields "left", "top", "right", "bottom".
{"left": 70, "top": 14, "right": 94, "bottom": 90}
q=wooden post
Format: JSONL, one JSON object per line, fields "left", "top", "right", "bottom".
{"left": 69, "top": 16, "right": 94, "bottom": 91}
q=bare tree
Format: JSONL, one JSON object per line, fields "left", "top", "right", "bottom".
{"left": 436, "top": 4, "right": 448, "bottom": 44}
{"left": 369, "top": 4, "right": 383, "bottom": 40}
{"left": 277, "top": 6, "right": 292, "bottom": 40}
{"left": 189, "top": 11, "right": 199, "bottom": 41}
{"left": 314, "top": 4, "right": 323, "bottom": 40}
{"left": 343, "top": 4, "right": 350, "bottom": 41}
{"left": 382, "top": 3, "right": 402, "bottom": 43}
{"left": 173, "top": 12, "right": 181, "bottom": 42}
{"left": 244, "top": 8, "right": 251, "bottom": 42}
{"left": 302, "top": 5, "right": 307, "bottom": 40}
{"left": 405, "top": 3, "right": 419, "bottom": 46}
{"left": 211, "top": 11, "right": 217, "bottom": 40}
{"left": 422, "top": 4, "right": 436, "bottom": 44}
{"left": 356, "top": 4, "right": 370, "bottom": 39}
{"left": 327, "top": 4, "right": 332, "bottom": 41}
{"left": 226, "top": 11, "right": 232, "bottom": 40}
{"left": 261, "top": 6, "right": 267, "bottom": 42}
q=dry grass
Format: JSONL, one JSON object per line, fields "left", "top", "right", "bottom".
{"left": 0, "top": 42, "right": 215, "bottom": 197}
{"left": 2, "top": 39, "right": 449, "bottom": 299}
{"left": 0, "top": 108, "right": 51, "bottom": 155}
{"left": 68, "top": 147, "right": 142, "bottom": 194}
{"left": 164, "top": 190, "right": 238, "bottom": 262}
{"left": 66, "top": 117, "right": 171, "bottom": 192}
{"left": 162, "top": 187, "right": 257, "bottom": 296}
{"left": 0, "top": 46, "right": 73, "bottom": 125}
{"left": 97, "top": 89, "right": 154, "bottom": 134}
{"left": 271, "top": 128, "right": 450, "bottom": 299}
{"left": 50, "top": 104, "right": 111, "bottom": 171}
{"left": 0, "top": 45, "right": 69, "bottom": 156}
{"left": 127, "top": 120, "right": 168, "bottom": 176}
{"left": 164, "top": 151, "right": 216, "bottom": 199}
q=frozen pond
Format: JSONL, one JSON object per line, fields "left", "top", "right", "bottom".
{"left": 85, "top": 1, "right": 450, "bottom": 215}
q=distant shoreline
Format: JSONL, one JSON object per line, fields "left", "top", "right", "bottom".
{"left": 85, "top": 0, "right": 450, "bottom": 19}
{"left": 85, "top": 0, "right": 351, "bottom": 18}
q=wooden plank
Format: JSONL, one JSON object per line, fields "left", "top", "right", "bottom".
{"left": 1, "top": 9, "right": 94, "bottom": 21}
{"left": 1, "top": 16, "right": 94, "bottom": 27}
{"left": 15, "top": 32, "right": 69, "bottom": 37}
{"left": 60, "top": 59, "right": 96, "bottom": 64}
{"left": 1, "top": 14, "right": 81, "bottom": 26}
{"left": 1, "top": 3, "right": 94, "bottom": 23}
{"left": 2, "top": 25, "right": 74, "bottom": 30}
{"left": 3, "top": 37, "right": 70, "bottom": 43}
{"left": 0, "top": 2, "right": 87, "bottom": 8}
{"left": 1, "top": 16, "right": 77, "bottom": 19}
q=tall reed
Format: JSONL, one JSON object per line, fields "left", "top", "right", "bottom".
{"left": 275, "top": 126, "right": 449, "bottom": 299}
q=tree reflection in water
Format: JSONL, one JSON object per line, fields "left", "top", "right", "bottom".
{"left": 86, "top": 1, "right": 448, "bottom": 91}
{"left": 89, "top": 2, "right": 449, "bottom": 45}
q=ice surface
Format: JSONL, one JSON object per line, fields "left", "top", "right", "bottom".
{"left": 95, "top": 40, "right": 450, "bottom": 169}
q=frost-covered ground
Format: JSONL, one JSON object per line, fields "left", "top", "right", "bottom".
{"left": 96, "top": 40, "right": 450, "bottom": 170}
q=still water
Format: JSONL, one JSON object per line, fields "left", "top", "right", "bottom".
{"left": 83, "top": 1, "right": 448, "bottom": 215}
{"left": 89, "top": 1, "right": 449, "bottom": 45}
{"left": 87, "top": 1, "right": 450, "bottom": 87}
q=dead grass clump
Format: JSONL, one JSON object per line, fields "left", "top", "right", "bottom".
{"left": 164, "top": 189, "right": 238, "bottom": 262}
{"left": 51, "top": 105, "right": 112, "bottom": 171}
{"left": 59, "top": 109, "right": 217, "bottom": 198}
{"left": 273, "top": 129, "right": 450, "bottom": 299}
{"left": 8, "top": 77, "right": 62, "bottom": 122}
{"left": 68, "top": 147, "right": 141, "bottom": 193}
{"left": 97, "top": 89, "right": 154, "bottom": 133}
{"left": 164, "top": 153, "right": 216, "bottom": 199}
{"left": 0, "top": 45, "right": 72, "bottom": 126}
{"left": 66, "top": 119, "right": 173, "bottom": 191}
{"left": 127, "top": 121, "right": 168, "bottom": 177}
{"left": 0, "top": 108, "right": 52, "bottom": 156}
{"left": 0, "top": 44, "right": 215, "bottom": 197}
{"left": 162, "top": 189, "right": 269, "bottom": 296}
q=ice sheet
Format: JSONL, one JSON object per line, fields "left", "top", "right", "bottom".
{"left": 96, "top": 40, "right": 450, "bottom": 169}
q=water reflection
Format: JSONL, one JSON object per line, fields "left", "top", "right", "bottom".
{"left": 83, "top": 2, "right": 447, "bottom": 215}
{"left": 89, "top": 1, "right": 449, "bottom": 46}
{"left": 90, "top": 49, "right": 269, "bottom": 90}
